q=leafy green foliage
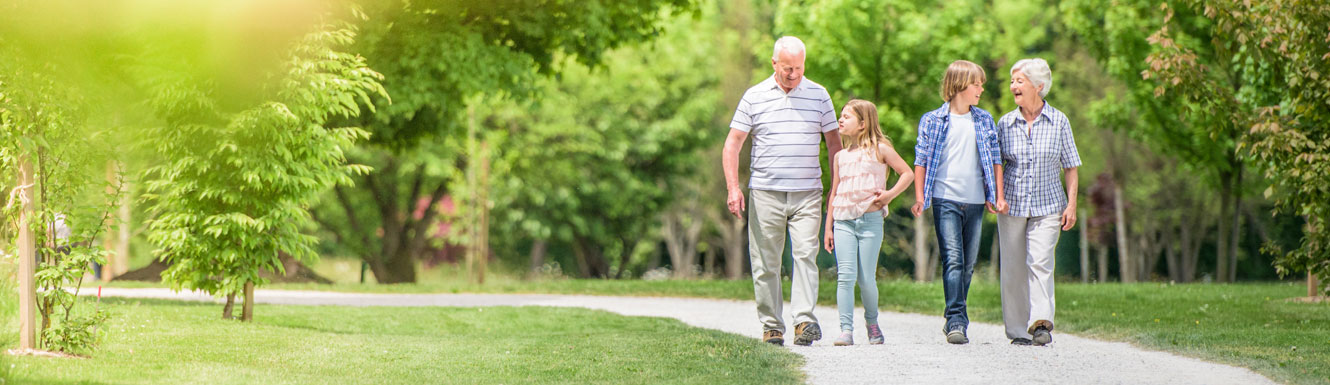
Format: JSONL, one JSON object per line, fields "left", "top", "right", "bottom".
{"left": 1142, "top": 0, "right": 1330, "bottom": 292}
{"left": 483, "top": 8, "right": 721, "bottom": 277}
{"left": 139, "top": 20, "right": 386, "bottom": 306}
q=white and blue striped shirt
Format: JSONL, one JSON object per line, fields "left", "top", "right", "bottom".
{"left": 730, "top": 76, "right": 837, "bottom": 191}
{"left": 997, "top": 102, "right": 1082, "bottom": 217}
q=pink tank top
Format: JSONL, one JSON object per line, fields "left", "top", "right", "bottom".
{"left": 830, "top": 147, "right": 889, "bottom": 220}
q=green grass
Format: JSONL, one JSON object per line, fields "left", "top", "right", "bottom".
{"left": 114, "top": 276, "right": 1329, "bottom": 385}
{"left": 91, "top": 260, "right": 1330, "bottom": 384}
{"left": 4, "top": 298, "right": 802, "bottom": 385}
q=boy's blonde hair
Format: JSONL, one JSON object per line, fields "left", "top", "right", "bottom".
{"left": 939, "top": 60, "right": 986, "bottom": 102}
{"left": 842, "top": 99, "right": 890, "bottom": 161}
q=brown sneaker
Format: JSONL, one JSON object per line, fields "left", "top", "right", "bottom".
{"left": 763, "top": 329, "right": 784, "bottom": 345}
{"left": 793, "top": 322, "right": 822, "bottom": 346}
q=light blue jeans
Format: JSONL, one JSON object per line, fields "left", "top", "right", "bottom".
{"left": 833, "top": 211, "right": 885, "bottom": 332}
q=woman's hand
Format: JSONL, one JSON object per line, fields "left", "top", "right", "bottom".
{"left": 1061, "top": 204, "right": 1077, "bottom": 230}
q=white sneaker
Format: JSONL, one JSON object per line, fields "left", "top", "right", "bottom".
{"left": 833, "top": 331, "right": 854, "bottom": 346}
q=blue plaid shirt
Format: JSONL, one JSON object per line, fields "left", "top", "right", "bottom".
{"left": 913, "top": 103, "right": 1002, "bottom": 209}
{"left": 997, "top": 102, "right": 1082, "bottom": 217}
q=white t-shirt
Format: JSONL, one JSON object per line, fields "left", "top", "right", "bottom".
{"left": 933, "top": 112, "right": 986, "bottom": 204}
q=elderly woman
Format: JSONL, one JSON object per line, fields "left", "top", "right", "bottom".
{"left": 996, "top": 58, "right": 1081, "bottom": 346}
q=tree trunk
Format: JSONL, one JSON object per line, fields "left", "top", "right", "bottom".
{"left": 1097, "top": 246, "right": 1109, "bottom": 283}
{"left": 1228, "top": 168, "right": 1242, "bottom": 282}
{"left": 1216, "top": 171, "right": 1233, "bottom": 283}
{"left": 914, "top": 212, "right": 931, "bottom": 282}
{"left": 703, "top": 246, "right": 717, "bottom": 277}
{"left": 1080, "top": 209, "right": 1090, "bottom": 283}
{"left": 367, "top": 253, "right": 417, "bottom": 284}
{"left": 1311, "top": 272, "right": 1320, "bottom": 298}
{"left": 241, "top": 281, "right": 254, "bottom": 322}
{"left": 1114, "top": 184, "right": 1134, "bottom": 282}
{"left": 572, "top": 237, "right": 610, "bottom": 278}
{"left": 223, "top": 293, "right": 236, "bottom": 319}
{"left": 529, "top": 239, "right": 548, "bottom": 273}
{"left": 1164, "top": 237, "right": 1180, "bottom": 282}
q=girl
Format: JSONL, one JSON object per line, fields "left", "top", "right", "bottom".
{"left": 823, "top": 99, "right": 915, "bottom": 346}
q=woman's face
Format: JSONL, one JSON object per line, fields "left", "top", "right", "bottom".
{"left": 838, "top": 106, "right": 861, "bottom": 137}
{"left": 1010, "top": 70, "right": 1040, "bottom": 106}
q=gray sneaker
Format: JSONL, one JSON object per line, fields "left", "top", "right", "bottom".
{"left": 833, "top": 331, "right": 853, "bottom": 346}
{"left": 866, "top": 324, "right": 884, "bottom": 345}
{"left": 1032, "top": 326, "right": 1052, "bottom": 346}
{"left": 793, "top": 322, "right": 822, "bottom": 346}
{"left": 946, "top": 326, "right": 969, "bottom": 344}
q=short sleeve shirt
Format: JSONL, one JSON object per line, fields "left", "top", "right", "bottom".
{"left": 729, "top": 76, "right": 837, "bottom": 191}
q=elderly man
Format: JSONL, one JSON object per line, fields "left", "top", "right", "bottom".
{"left": 723, "top": 36, "right": 842, "bottom": 346}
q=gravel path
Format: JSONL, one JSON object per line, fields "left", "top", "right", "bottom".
{"left": 98, "top": 288, "right": 1276, "bottom": 385}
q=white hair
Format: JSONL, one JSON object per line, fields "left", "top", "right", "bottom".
{"left": 772, "top": 36, "right": 806, "bottom": 61}
{"left": 1010, "top": 58, "right": 1052, "bottom": 98}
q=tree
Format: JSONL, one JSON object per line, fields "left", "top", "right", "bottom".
{"left": 140, "top": 19, "right": 387, "bottom": 320}
{"left": 1144, "top": 0, "right": 1330, "bottom": 293}
{"left": 484, "top": 12, "right": 722, "bottom": 278}
{"left": 312, "top": 0, "right": 696, "bottom": 283}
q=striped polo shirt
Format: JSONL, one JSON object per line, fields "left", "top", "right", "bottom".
{"left": 729, "top": 76, "right": 837, "bottom": 191}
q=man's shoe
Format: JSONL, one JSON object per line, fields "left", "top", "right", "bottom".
{"left": 946, "top": 326, "right": 969, "bottom": 345}
{"left": 1032, "top": 326, "right": 1052, "bottom": 346}
{"left": 833, "top": 331, "right": 853, "bottom": 346}
{"left": 793, "top": 322, "right": 822, "bottom": 346}
{"left": 1010, "top": 338, "right": 1033, "bottom": 346}
{"left": 866, "top": 324, "right": 884, "bottom": 345}
{"left": 763, "top": 329, "right": 784, "bottom": 345}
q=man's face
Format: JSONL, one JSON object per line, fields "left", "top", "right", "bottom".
{"left": 771, "top": 50, "right": 805, "bottom": 92}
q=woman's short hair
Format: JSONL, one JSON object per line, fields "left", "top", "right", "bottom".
{"left": 1010, "top": 58, "right": 1052, "bottom": 98}
{"left": 940, "top": 60, "right": 986, "bottom": 102}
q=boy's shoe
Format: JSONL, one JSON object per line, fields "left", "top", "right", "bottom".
{"left": 1032, "top": 326, "right": 1053, "bottom": 346}
{"left": 833, "top": 331, "right": 854, "bottom": 346}
{"left": 793, "top": 322, "right": 822, "bottom": 346}
{"left": 763, "top": 329, "right": 784, "bottom": 345}
{"left": 866, "top": 324, "right": 884, "bottom": 345}
{"left": 945, "top": 326, "right": 969, "bottom": 345}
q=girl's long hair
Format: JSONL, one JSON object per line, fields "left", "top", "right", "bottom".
{"left": 842, "top": 99, "right": 890, "bottom": 161}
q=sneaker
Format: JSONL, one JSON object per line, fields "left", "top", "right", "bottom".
{"left": 866, "top": 324, "right": 884, "bottom": 345}
{"left": 946, "top": 326, "right": 969, "bottom": 345}
{"left": 763, "top": 329, "right": 784, "bottom": 345}
{"left": 1032, "top": 326, "right": 1052, "bottom": 346}
{"left": 793, "top": 322, "right": 822, "bottom": 346}
{"left": 834, "top": 331, "right": 854, "bottom": 346}
{"left": 1010, "top": 338, "right": 1033, "bottom": 346}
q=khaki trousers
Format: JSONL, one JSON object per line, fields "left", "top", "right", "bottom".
{"left": 749, "top": 189, "right": 822, "bottom": 332}
{"left": 998, "top": 213, "right": 1061, "bottom": 339}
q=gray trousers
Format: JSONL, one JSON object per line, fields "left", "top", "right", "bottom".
{"left": 749, "top": 189, "right": 822, "bottom": 332}
{"left": 998, "top": 213, "right": 1061, "bottom": 339}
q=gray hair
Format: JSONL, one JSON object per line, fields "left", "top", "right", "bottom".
{"left": 772, "top": 36, "right": 806, "bottom": 61}
{"left": 1010, "top": 58, "right": 1052, "bottom": 98}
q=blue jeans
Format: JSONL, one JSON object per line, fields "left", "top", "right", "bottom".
{"left": 833, "top": 211, "right": 885, "bottom": 332}
{"left": 933, "top": 198, "right": 984, "bottom": 332}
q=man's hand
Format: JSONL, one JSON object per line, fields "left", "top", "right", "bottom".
{"left": 727, "top": 188, "right": 745, "bottom": 219}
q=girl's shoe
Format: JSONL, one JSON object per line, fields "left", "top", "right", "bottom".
{"left": 867, "top": 324, "right": 884, "bottom": 345}
{"left": 833, "top": 331, "right": 854, "bottom": 346}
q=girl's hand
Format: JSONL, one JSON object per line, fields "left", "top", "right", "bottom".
{"left": 823, "top": 224, "right": 835, "bottom": 253}
{"left": 866, "top": 190, "right": 889, "bottom": 212}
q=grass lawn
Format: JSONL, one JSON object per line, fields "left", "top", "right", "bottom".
{"left": 1, "top": 298, "right": 802, "bottom": 385}
{"left": 110, "top": 276, "right": 1328, "bottom": 385}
